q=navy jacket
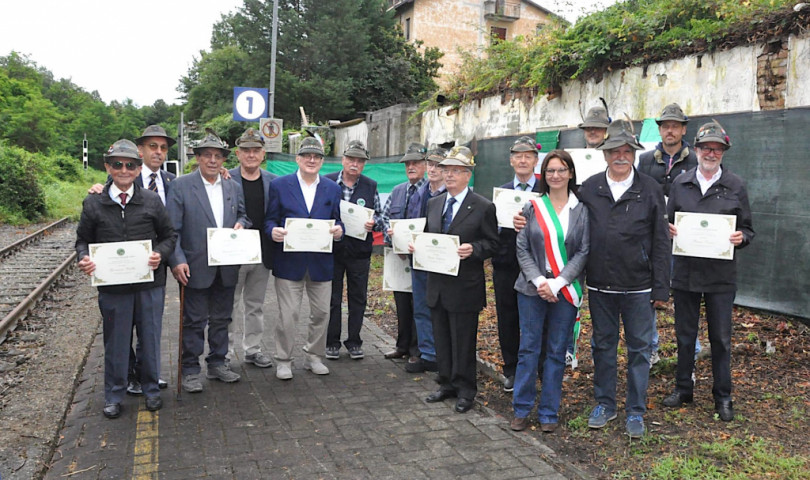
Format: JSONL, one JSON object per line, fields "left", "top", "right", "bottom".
{"left": 325, "top": 171, "right": 377, "bottom": 259}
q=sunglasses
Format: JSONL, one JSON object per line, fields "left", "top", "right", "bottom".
{"left": 148, "top": 142, "right": 169, "bottom": 152}
{"left": 108, "top": 161, "right": 140, "bottom": 171}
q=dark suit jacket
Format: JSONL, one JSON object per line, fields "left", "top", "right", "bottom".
{"left": 425, "top": 189, "right": 499, "bottom": 312}
{"left": 229, "top": 167, "right": 278, "bottom": 269}
{"left": 491, "top": 179, "right": 544, "bottom": 270}
{"left": 167, "top": 171, "right": 249, "bottom": 289}
{"left": 263, "top": 173, "right": 344, "bottom": 282}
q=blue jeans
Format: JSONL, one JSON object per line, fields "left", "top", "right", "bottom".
{"left": 589, "top": 290, "right": 653, "bottom": 415}
{"left": 512, "top": 292, "right": 577, "bottom": 422}
{"left": 411, "top": 269, "right": 435, "bottom": 362}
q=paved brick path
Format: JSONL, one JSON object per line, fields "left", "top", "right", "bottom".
{"left": 45, "top": 279, "right": 575, "bottom": 479}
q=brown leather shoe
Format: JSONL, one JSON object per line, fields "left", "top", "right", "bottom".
{"left": 510, "top": 417, "right": 529, "bottom": 431}
{"left": 384, "top": 349, "right": 408, "bottom": 359}
{"left": 540, "top": 422, "right": 557, "bottom": 433}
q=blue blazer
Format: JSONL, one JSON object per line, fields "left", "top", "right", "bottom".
{"left": 167, "top": 171, "right": 249, "bottom": 289}
{"left": 263, "top": 173, "right": 344, "bottom": 282}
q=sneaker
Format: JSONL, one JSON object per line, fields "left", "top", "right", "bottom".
{"left": 126, "top": 380, "right": 143, "bottom": 396}
{"left": 503, "top": 375, "right": 515, "bottom": 393}
{"left": 626, "top": 415, "right": 645, "bottom": 438}
{"left": 325, "top": 345, "right": 340, "bottom": 360}
{"left": 245, "top": 351, "right": 273, "bottom": 368}
{"left": 206, "top": 364, "right": 241, "bottom": 383}
{"left": 304, "top": 356, "right": 330, "bottom": 375}
{"left": 565, "top": 351, "right": 574, "bottom": 367}
{"left": 182, "top": 374, "right": 203, "bottom": 393}
{"left": 588, "top": 404, "right": 617, "bottom": 429}
{"left": 347, "top": 346, "right": 364, "bottom": 360}
{"left": 158, "top": 378, "right": 168, "bottom": 389}
{"left": 276, "top": 362, "right": 293, "bottom": 380}
{"left": 650, "top": 350, "right": 661, "bottom": 366}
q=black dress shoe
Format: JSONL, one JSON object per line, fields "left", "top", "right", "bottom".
{"left": 715, "top": 400, "right": 734, "bottom": 421}
{"left": 384, "top": 349, "right": 408, "bottom": 359}
{"left": 663, "top": 392, "right": 693, "bottom": 408}
{"left": 425, "top": 390, "right": 456, "bottom": 403}
{"left": 126, "top": 380, "right": 143, "bottom": 396}
{"left": 103, "top": 403, "right": 121, "bottom": 419}
{"left": 145, "top": 396, "right": 163, "bottom": 412}
{"left": 158, "top": 378, "right": 168, "bottom": 389}
{"left": 455, "top": 398, "right": 474, "bottom": 413}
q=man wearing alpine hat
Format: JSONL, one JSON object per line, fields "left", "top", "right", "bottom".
{"left": 76, "top": 139, "right": 176, "bottom": 417}
{"left": 578, "top": 104, "right": 611, "bottom": 149}
{"left": 420, "top": 146, "right": 499, "bottom": 413}
{"left": 578, "top": 119, "right": 671, "bottom": 438}
{"left": 662, "top": 121, "right": 754, "bottom": 422}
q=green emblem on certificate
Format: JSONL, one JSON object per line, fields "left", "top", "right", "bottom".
{"left": 700, "top": 220, "right": 709, "bottom": 228}
{"left": 116, "top": 248, "right": 125, "bottom": 256}
{"left": 409, "top": 224, "right": 415, "bottom": 230}
{"left": 514, "top": 196, "right": 522, "bottom": 202}
{"left": 307, "top": 223, "right": 313, "bottom": 228}
{"left": 404, "top": 267, "right": 410, "bottom": 273}
{"left": 348, "top": 208, "right": 355, "bottom": 214}
{"left": 432, "top": 239, "right": 438, "bottom": 246}
{"left": 230, "top": 233, "right": 237, "bottom": 239}
{"left": 357, "top": 199, "right": 366, "bottom": 207}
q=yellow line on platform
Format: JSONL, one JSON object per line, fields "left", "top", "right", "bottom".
{"left": 131, "top": 408, "right": 159, "bottom": 479}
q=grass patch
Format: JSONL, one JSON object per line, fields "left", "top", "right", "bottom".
{"left": 41, "top": 168, "right": 108, "bottom": 221}
{"left": 647, "top": 436, "right": 809, "bottom": 479}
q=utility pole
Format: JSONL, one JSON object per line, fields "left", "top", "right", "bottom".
{"left": 268, "top": 0, "right": 279, "bottom": 118}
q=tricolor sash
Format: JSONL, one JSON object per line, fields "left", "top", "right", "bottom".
{"left": 531, "top": 195, "right": 583, "bottom": 368}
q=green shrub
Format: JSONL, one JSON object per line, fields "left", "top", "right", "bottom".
{"left": 0, "top": 143, "right": 47, "bottom": 221}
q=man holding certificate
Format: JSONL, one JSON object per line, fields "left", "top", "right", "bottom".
{"left": 662, "top": 121, "right": 754, "bottom": 422}
{"left": 76, "top": 139, "right": 176, "bottom": 418}
{"left": 324, "top": 140, "right": 385, "bottom": 361}
{"left": 422, "top": 146, "right": 499, "bottom": 413}
{"left": 264, "top": 137, "right": 344, "bottom": 380}
{"left": 168, "top": 131, "right": 249, "bottom": 393}
{"left": 491, "top": 136, "right": 543, "bottom": 393}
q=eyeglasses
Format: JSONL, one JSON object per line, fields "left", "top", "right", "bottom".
{"left": 148, "top": 142, "right": 169, "bottom": 152}
{"left": 545, "top": 167, "right": 569, "bottom": 176}
{"left": 442, "top": 168, "right": 469, "bottom": 177}
{"left": 299, "top": 153, "right": 324, "bottom": 161}
{"left": 198, "top": 152, "right": 226, "bottom": 160}
{"left": 109, "top": 161, "right": 140, "bottom": 171}
{"left": 697, "top": 146, "right": 725, "bottom": 155}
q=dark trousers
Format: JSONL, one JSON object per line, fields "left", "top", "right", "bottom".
{"left": 673, "top": 289, "right": 734, "bottom": 401}
{"left": 181, "top": 271, "right": 235, "bottom": 375}
{"left": 493, "top": 265, "right": 521, "bottom": 377}
{"left": 98, "top": 287, "right": 164, "bottom": 404}
{"left": 393, "top": 291, "right": 419, "bottom": 356}
{"left": 431, "top": 306, "right": 480, "bottom": 401}
{"left": 327, "top": 254, "right": 371, "bottom": 349}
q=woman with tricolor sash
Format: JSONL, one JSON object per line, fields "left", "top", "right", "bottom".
{"left": 510, "top": 150, "right": 589, "bottom": 433}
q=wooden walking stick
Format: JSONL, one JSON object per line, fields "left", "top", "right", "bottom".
{"left": 177, "top": 284, "right": 184, "bottom": 401}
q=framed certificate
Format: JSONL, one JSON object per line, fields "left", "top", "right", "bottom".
{"left": 411, "top": 232, "right": 460, "bottom": 276}
{"left": 89, "top": 240, "right": 154, "bottom": 287}
{"left": 382, "top": 247, "right": 413, "bottom": 292}
{"left": 567, "top": 148, "right": 605, "bottom": 184}
{"left": 207, "top": 228, "right": 262, "bottom": 266}
{"left": 492, "top": 187, "right": 540, "bottom": 229}
{"left": 340, "top": 200, "right": 374, "bottom": 241}
{"left": 283, "top": 218, "right": 336, "bottom": 253}
{"left": 389, "top": 218, "right": 426, "bottom": 254}
{"left": 672, "top": 212, "right": 737, "bottom": 260}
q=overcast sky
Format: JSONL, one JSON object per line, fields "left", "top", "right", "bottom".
{"left": 0, "top": 0, "right": 613, "bottom": 107}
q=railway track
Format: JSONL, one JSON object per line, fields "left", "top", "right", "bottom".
{"left": 0, "top": 218, "right": 77, "bottom": 344}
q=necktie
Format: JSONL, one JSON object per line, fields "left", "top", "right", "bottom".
{"left": 148, "top": 172, "right": 158, "bottom": 192}
{"left": 119, "top": 193, "right": 128, "bottom": 206}
{"left": 404, "top": 184, "right": 416, "bottom": 211}
{"left": 518, "top": 183, "right": 528, "bottom": 191}
{"left": 442, "top": 197, "right": 456, "bottom": 233}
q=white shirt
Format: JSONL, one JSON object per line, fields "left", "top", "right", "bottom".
{"left": 443, "top": 187, "right": 469, "bottom": 219}
{"left": 297, "top": 169, "right": 320, "bottom": 213}
{"left": 141, "top": 168, "right": 166, "bottom": 205}
{"left": 108, "top": 183, "right": 134, "bottom": 209}
{"left": 606, "top": 169, "right": 634, "bottom": 201}
{"left": 532, "top": 192, "right": 579, "bottom": 295}
{"left": 200, "top": 170, "right": 224, "bottom": 228}
{"left": 697, "top": 166, "right": 722, "bottom": 195}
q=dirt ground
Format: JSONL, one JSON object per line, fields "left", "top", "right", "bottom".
{"left": 366, "top": 256, "right": 810, "bottom": 479}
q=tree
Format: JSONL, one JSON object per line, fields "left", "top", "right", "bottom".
{"left": 180, "top": 0, "right": 442, "bottom": 126}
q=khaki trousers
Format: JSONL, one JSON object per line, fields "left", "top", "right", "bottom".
{"left": 274, "top": 274, "right": 331, "bottom": 362}
{"left": 229, "top": 263, "right": 272, "bottom": 357}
